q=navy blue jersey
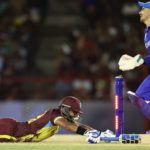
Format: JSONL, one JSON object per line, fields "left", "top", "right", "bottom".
{"left": 144, "top": 27, "right": 150, "bottom": 64}
{"left": 144, "top": 27, "right": 150, "bottom": 53}
{"left": 135, "top": 27, "right": 150, "bottom": 100}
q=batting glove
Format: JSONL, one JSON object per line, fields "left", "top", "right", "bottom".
{"left": 100, "top": 129, "right": 115, "bottom": 138}
{"left": 118, "top": 54, "right": 144, "bottom": 71}
{"left": 85, "top": 130, "right": 101, "bottom": 144}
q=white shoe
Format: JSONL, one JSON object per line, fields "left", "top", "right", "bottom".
{"left": 100, "top": 130, "right": 115, "bottom": 138}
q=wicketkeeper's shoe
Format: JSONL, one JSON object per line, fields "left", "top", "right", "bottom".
{"left": 146, "top": 130, "right": 150, "bottom": 134}
{"left": 128, "top": 91, "right": 150, "bottom": 120}
{"left": 127, "top": 91, "right": 140, "bottom": 106}
{"left": 144, "top": 100, "right": 150, "bottom": 104}
{"left": 128, "top": 91, "right": 150, "bottom": 106}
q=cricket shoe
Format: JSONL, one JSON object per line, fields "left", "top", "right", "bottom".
{"left": 146, "top": 130, "right": 150, "bottom": 134}
{"left": 144, "top": 100, "right": 150, "bottom": 104}
{"left": 127, "top": 91, "right": 140, "bottom": 106}
{"left": 128, "top": 91, "right": 150, "bottom": 106}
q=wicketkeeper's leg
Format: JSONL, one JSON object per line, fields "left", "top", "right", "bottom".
{"left": 128, "top": 91, "right": 150, "bottom": 120}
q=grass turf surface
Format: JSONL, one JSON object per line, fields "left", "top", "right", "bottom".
{"left": 0, "top": 135, "right": 150, "bottom": 150}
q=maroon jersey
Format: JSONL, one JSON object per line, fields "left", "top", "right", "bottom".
{"left": 0, "top": 108, "right": 62, "bottom": 142}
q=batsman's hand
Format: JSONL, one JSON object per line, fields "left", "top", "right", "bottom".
{"left": 118, "top": 54, "right": 144, "bottom": 71}
{"left": 85, "top": 130, "right": 101, "bottom": 144}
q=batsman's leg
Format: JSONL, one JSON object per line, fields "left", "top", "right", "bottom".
{"left": 0, "top": 118, "right": 17, "bottom": 142}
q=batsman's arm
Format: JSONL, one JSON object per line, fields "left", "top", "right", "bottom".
{"left": 75, "top": 122, "right": 94, "bottom": 130}
{"left": 54, "top": 117, "right": 88, "bottom": 135}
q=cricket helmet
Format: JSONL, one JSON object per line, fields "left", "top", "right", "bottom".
{"left": 59, "top": 96, "right": 83, "bottom": 122}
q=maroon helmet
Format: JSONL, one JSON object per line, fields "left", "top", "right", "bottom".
{"left": 59, "top": 96, "right": 83, "bottom": 113}
{"left": 59, "top": 96, "right": 83, "bottom": 122}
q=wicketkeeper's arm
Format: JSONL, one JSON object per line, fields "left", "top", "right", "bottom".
{"left": 118, "top": 54, "right": 144, "bottom": 71}
{"left": 143, "top": 55, "right": 150, "bottom": 64}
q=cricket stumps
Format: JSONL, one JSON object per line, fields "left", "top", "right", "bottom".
{"left": 100, "top": 134, "right": 141, "bottom": 144}
{"left": 102, "top": 76, "right": 141, "bottom": 144}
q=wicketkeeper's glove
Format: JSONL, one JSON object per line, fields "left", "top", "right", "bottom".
{"left": 118, "top": 54, "right": 144, "bottom": 71}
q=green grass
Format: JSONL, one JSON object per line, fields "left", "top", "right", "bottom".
{"left": 0, "top": 135, "right": 150, "bottom": 150}
{"left": 0, "top": 143, "right": 150, "bottom": 150}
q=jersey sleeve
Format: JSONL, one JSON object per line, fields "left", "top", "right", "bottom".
{"left": 50, "top": 109, "right": 63, "bottom": 125}
{"left": 144, "top": 55, "right": 150, "bottom": 65}
{"left": 53, "top": 116, "right": 64, "bottom": 125}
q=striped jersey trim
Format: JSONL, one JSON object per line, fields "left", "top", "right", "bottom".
{"left": 53, "top": 116, "right": 64, "bottom": 124}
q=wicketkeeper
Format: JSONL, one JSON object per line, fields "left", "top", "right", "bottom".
{"left": 118, "top": 1, "right": 150, "bottom": 120}
{"left": 0, "top": 96, "right": 114, "bottom": 143}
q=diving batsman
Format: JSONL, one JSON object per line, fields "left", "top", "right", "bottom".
{"left": 0, "top": 96, "right": 114, "bottom": 143}
{"left": 118, "top": 1, "right": 150, "bottom": 121}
